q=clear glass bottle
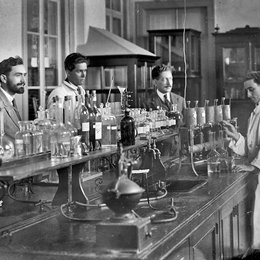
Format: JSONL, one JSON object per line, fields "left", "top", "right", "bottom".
{"left": 92, "top": 90, "right": 102, "bottom": 150}
{"left": 55, "top": 96, "right": 63, "bottom": 124}
{"left": 108, "top": 104, "right": 118, "bottom": 145}
{"left": 15, "top": 121, "right": 26, "bottom": 157}
{"left": 73, "top": 95, "right": 81, "bottom": 132}
{"left": 23, "top": 121, "right": 33, "bottom": 156}
{"left": 31, "top": 122, "right": 43, "bottom": 154}
{"left": 80, "top": 95, "right": 90, "bottom": 154}
{"left": 101, "top": 103, "right": 111, "bottom": 146}
{"left": 48, "top": 96, "right": 57, "bottom": 121}
{"left": 36, "top": 108, "right": 52, "bottom": 152}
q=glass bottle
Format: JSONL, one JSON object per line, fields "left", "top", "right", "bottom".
{"left": 51, "top": 98, "right": 71, "bottom": 159}
{"left": 80, "top": 95, "right": 90, "bottom": 154}
{"left": 55, "top": 96, "right": 63, "bottom": 124}
{"left": 15, "top": 121, "right": 26, "bottom": 157}
{"left": 206, "top": 131, "right": 220, "bottom": 175}
{"left": 168, "top": 104, "right": 182, "bottom": 129}
{"left": 23, "top": 121, "right": 33, "bottom": 156}
{"left": 86, "top": 91, "right": 95, "bottom": 151}
{"left": 36, "top": 108, "right": 52, "bottom": 152}
{"left": 100, "top": 103, "right": 111, "bottom": 146}
{"left": 31, "top": 122, "right": 43, "bottom": 154}
{"left": 108, "top": 104, "right": 118, "bottom": 145}
{"left": 92, "top": 90, "right": 102, "bottom": 150}
{"left": 120, "top": 108, "right": 135, "bottom": 146}
{"left": 0, "top": 108, "right": 15, "bottom": 161}
{"left": 48, "top": 96, "right": 57, "bottom": 121}
{"left": 73, "top": 95, "right": 81, "bottom": 132}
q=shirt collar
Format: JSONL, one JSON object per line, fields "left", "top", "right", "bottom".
{"left": 63, "top": 79, "right": 82, "bottom": 91}
{"left": 157, "top": 89, "right": 170, "bottom": 102}
{"left": 0, "top": 87, "right": 14, "bottom": 104}
{"left": 253, "top": 103, "right": 260, "bottom": 115}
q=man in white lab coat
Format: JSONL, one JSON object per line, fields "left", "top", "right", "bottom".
{"left": 223, "top": 71, "right": 260, "bottom": 249}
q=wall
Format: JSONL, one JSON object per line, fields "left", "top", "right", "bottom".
{"left": 0, "top": 0, "right": 23, "bottom": 61}
{"left": 215, "top": 0, "right": 260, "bottom": 32}
{"left": 80, "top": 0, "right": 106, "bottom": 45}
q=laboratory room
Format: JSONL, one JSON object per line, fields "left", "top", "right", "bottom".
{"left": 0, "top": 0, "right": 260, "bottom": 259}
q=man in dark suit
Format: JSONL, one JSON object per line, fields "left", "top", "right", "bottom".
{"left": 146, "top": 64, "right": 186, "bottom": 115}
{"left": 0, "top": 56, "right": 26, "bottom": 141}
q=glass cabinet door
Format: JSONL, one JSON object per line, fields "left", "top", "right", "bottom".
{"left": 253, "top": 46, "right": 260, "bottom": 71}
{"left": 222, "top": 47, "right": 247, "bottom": 99}
{"left": 154, "top": 35, "right": 170, "bottom": 65}
{"left": 25, "top": 0, "right": 61, "bottom": 120}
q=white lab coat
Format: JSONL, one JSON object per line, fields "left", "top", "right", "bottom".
{"left": 47, "top": 80, "right": 85, "bottom": 126}
{"left": 229, "top": 103, "right": 260, "bottom": 248}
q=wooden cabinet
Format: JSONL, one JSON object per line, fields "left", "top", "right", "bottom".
{"left": 190, "top": 211, "right": 220, "bottom": 260}
{"left": 148, "top": 29, "right": 201, "bottom": 102}
{"left": 214, "top": 26, "right": 260, "bottom": 135}
{"left": 214, "top": 25, "right": 260, "bottom": 100}
{"left": 86, "top": 56, "right": 157, "bottom": 109}
{"left": 166, "top": 175, "right": 253, "bottom": 260}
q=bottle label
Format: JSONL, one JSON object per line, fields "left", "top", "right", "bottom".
{"left": 95, "top": 122, "right": 102, "bottom": 139}
{"left": 82, "top": 122, "right": 90, "bottom": 132}
{"left": 15, "top": 140, "right": 24, "bottom": 156}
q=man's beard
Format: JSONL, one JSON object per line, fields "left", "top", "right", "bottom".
{"left": 17, "top": 86, "right": 25, "bottom": 94}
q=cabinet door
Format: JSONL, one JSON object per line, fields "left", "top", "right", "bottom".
{"left": 190, "top": 211, "right": 220, "bottom": 260}
{"left": 234, "top": 187, "right": 254, "bottom": 254}
{"left": 163, "top": 239, "right": 190, "bottom": 260}
{"left": 220, "top": 196, "right": 234, "bottom": 259}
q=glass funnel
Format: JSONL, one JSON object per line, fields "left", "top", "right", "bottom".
{"left": 117, "top": 86, "right": 127, "bottom": 111}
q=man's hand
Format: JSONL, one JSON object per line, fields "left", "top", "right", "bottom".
{"left": 221, "top": 120, "right": 240, "bottom": 141}
{"left": 232, "top": 164, "right": 255, "bottom": 172}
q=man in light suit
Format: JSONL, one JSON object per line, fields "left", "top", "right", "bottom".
{"left": 0, "top": 56, "right": 26, "bottom": 141}
{"left": 223, "top": 71, "right": 260, "bottom": 250}
{"left": 145, "top": 64, "right": 186, "bottom": 115}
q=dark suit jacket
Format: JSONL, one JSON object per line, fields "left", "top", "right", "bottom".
{"left": 0, "top": 89, "right": 20, "bottom": 142}
{"left": 145, "top": 91, "right": 186, "bottom": 115}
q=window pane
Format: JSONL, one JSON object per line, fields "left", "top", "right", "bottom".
{"left": 27, "top": 34, "right": 40, "bottom": 86}
{"left": 28, "top": 89, "right": 40, "bottom": 120}
{"left": 106, "top": 15, "right": 110, "bottom": 31}
{"left": 106, "top": 0, "right": 111, "bottom": 9}
{"left": 171, "top": 35, "right": 184, "bottom": 71}
{"left": 112, "top": 17, "right": 121, "bottom": 36}
{"left": 44, "top": 0, "right": 58, "bottom": 35}
{"left": 154, "top": 36, "right": 169, "bottom": 65}
{"left": 27, "top": 0, "right": 39, "bottom": 32}
{"left": 254, "top": 47, "right": 260, "bottom": 71}
{"left": 44, "top": 37, "right": 58, "bottom": 86}
{"left": 112, "top": 0, "right": 121, "bottom": 11}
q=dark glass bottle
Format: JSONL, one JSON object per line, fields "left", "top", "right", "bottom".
{"left": 120, "top": 109, "right": 135, "bottom": 146}
{"left": 167, "top": 104, "right": 182, "bottom": 129}
{"left": 85, "top": 91, "right": 95, "bottom": 151}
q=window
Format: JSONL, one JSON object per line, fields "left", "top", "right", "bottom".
{"left": 24, "top": 0, "right": 62, "bottom": 120}
{"left": 105, "top": 0, "right": 124, "bottom": 37}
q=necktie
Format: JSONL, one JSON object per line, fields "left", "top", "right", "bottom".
{"left": 12, "top": 99, "right": 21, "bottom": 121}
{"left": 164, "top": 94, "right": 171, "bottom": 110}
